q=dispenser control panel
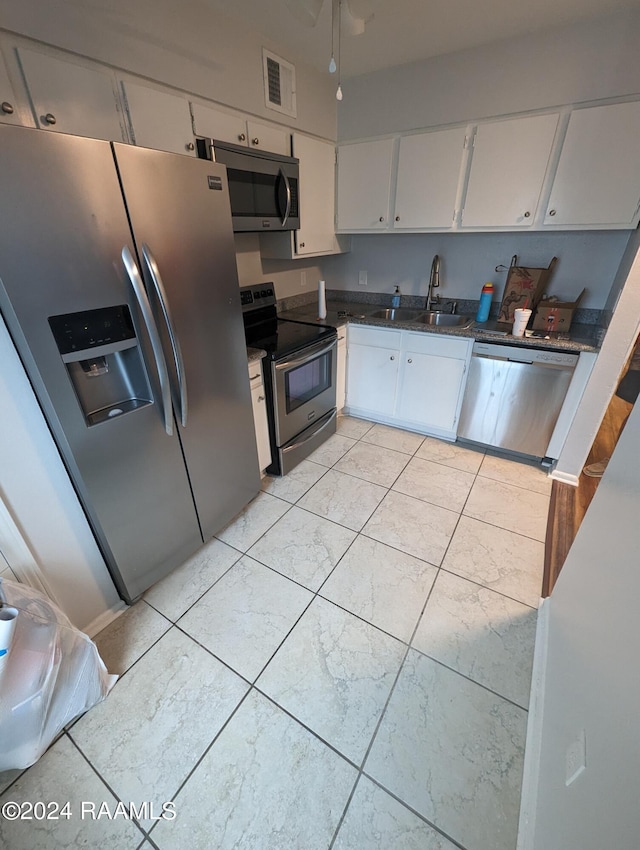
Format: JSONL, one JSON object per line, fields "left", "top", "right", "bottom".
{"left": 49, "top": 305, "right": 135, "bottom": 355}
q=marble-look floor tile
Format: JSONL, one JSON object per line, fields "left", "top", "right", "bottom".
{"left": 257, "top": 597, "right": 405, "bottom": 765}
{"left": 392, "top": 456, "right": 475, "bottom": 512}
{"left": 334, "top": 441, "right": 410, "bottom": 487}
{"left": 442, "top": 515, "right": 544, "bottom": 607}
{"left": 480, "top": 451, "right": 552, "bottom": 495}
{"left": 178, "top": 556, "right": 312, "bottom": 681}
{"left": 336, "top": 414, "right": 374, "bottom": 439}
{"left": 248, "top": 506, "right": 356, "bottom": 591}
{"left": 416, "top": 437, "right": 485, "bottom": 473}
{"left": 216, "top": 491, "right": 290, "bottom": 552}
{"left": 363, "top": 491, "right": 458, "bottom": 566}
{"left": 321, "top": 536, "right": 437, "bottom": 642}
{"left": 150, "top": 689, "right": 357, "bottom": 850}
{"left": 307, "top": 433, "right": 357, "bottom": 467}
{"left": 412, "top": 571, "right": 537, "bottom": 708}
{"left": 0, "top": 565, "right": 18, "bottom": 583}
{"left": 143, "top": 537, "right": 241, "bottom": 622}
{"left": 0, "top": 768, "right": 23, "bottom": 797}
{"left": 70, "top": 627, "right": 248, "bottom": 826}
{"left": 298, "top": 469, "right": 387, "bottom": 532}
{"left": 365, "top": 651, "right": 527, "bottom": 850}
{"left": 464, "top": 476, "right": 550, "bottom": 541}
{"left": 260, "top": 459, "right": 327, "bottom": 503}
{"left": 361, "top": 422, "right": 425, "bottom": 455}
{"left": 94, "top": 601, "right": 171, "bottom": 676}
{"left": 334, "top": 775, "right": 459, "bottom": 850}
{"left": 0, "top": 735, "right": 144, "bottom": 849}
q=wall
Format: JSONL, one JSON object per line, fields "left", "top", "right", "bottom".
{"left": 235, "top": 235, "right": 324, "bottom": 300}
{"left": 339, "top": 9, "right": 640, "bottom": 140}
{"left": 0, "top": 0, "right": 336, "bottom": 140}
{"left": 321, "top": 230, "right": 631, "bottom": 308}
{"left": 526, "top": 388, "right": 640, "bottom": 849}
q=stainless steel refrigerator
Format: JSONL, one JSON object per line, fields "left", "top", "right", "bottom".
{"left": 0, "top": 124, "right": 260, "bottom": 602}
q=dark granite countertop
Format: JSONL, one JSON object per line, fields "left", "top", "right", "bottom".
{"left": 279, "top": 300, "right": 600, "bottom": 354}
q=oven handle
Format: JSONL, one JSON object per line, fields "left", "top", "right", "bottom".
{"left": 274, "top": 337, "right": 337, "bottom": 372}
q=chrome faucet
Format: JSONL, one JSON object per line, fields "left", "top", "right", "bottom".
{"left": 426, "top": 254, "right": 441, "bottom": 312}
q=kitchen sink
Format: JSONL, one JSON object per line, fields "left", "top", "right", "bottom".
{"left": 414, "top": 312, "right": 473, "bottom": 327}
{"left": 369, "top": 308, "right": 425, "bottom": 321}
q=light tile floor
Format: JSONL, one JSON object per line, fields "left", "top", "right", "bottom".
{"left": 0, "top": 416, "right": 549, "bottom": 850}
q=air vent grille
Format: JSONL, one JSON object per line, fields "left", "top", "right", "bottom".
{"left": 262, "top": 49, "right": 296, "bottom": 118}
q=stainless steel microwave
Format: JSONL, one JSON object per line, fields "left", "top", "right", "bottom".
{"left": 196, "top": 138, "right": 300, "bottom": 232}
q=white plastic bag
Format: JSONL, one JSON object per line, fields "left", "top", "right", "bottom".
{"left": 0, "top": 578, "right": 117, "bottom": 771}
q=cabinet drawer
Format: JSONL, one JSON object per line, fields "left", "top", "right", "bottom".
{"left": 401, "top": 331, "right": 470, "bottom": 359}
{"left": 248, "top": 360, "right": 264, "bottom": 386}
{"left": 349, "top": 325, "right": 402, "bottom": 348}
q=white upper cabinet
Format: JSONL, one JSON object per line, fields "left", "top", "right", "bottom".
{"left": 337, "top": 138, "right": 395, "bottom": 230}
{"left": 191, "top": 102, "right": 290, "bottom": 155}
{"left": 0, "top": 55, "right": 24, "bottom": 126}
{"left": 121, "top": 81, "right": 195, "bottom": 156}
{"left": 17, "top": 48, "right": 125, "bottom": 141}
{"left": 543, "top": 101, "right": 640, "bottom": 228}
{"left": 461, "top": 113, "right": 559, "bottom": 228}
{"left": 394, "top": 127, "right": 466, "bottom": 229}
{"left": 294, "top": 133, "right": 337, "bottom": 255}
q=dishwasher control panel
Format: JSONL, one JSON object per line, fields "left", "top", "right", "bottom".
{"left": 472, "top": 341, "right": 579, "bottom": 367}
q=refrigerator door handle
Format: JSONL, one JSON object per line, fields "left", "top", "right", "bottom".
{"left": 141, "top": 244, "right": 188, "bottom": 428}
{"left": 121, "top": 246, "right": 174, "bottom": 436}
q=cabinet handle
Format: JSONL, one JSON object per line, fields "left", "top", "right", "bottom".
{"left": 390, "top": 355, "right": 395, "bottom": 361}
{"left": 523, "top": 211, "right": 530, "bottom": 218}
{"left": 407, "top": 358, "right": 413, "bottom": 363}
{"left": 549, "top": 209, "right": 557, "bottom": 216}
{"left": 249, "top": 373, "right": 260, "bottom": 380}
{"left": 395, "top": 216, "right": 400, "bottom": 221}
{"left": 186, "top": 142, "right": 195, "bottom": 151}
{"left": 379, "top": 216, "right": 384, "bottom": 222}
{"left": 258, "top": 395, "right": 265, "bottom": 402}
{"left": 44, "top": 113, "right": 57, "bottom": 125}
{"left": 299, "top": 242, "right": 305, "bottom": 247}
{"left": 252, "top": 137, "right": 259, "bottom": 145}
{"left": 1, "top": 101, "right": 14, "bottom": 115}
{"left": 238, "top": 133, "right": 246, "bottom": 142}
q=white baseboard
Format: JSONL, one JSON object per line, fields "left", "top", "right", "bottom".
{"left": 83, "top": 599, "right": 128, "bottom": 639}
{"left": 549, "top": 468, "right": 580, "bottom": 486}
{"left": 517, "top": 596, "right": 551, "bottom": 850}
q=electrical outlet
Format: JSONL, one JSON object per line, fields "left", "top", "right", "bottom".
{"left": 565, "top": 729, "right": 586, "bottom": 786}
{"left": 301, "top": 270, "right": 307, "bottom": 288}
{"left": 358, "top": 270, "right": 367, "bottom": 287}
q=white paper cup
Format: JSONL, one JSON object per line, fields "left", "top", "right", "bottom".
{"left": 512, "top": 308, "right": 532, "bottom": 337}
{"left": 0, "top": 606, "right": 19, "bottom": 676}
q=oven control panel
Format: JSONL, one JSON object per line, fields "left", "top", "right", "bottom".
{"left": 240, "top": 283, "right": 276, "bottom": 312}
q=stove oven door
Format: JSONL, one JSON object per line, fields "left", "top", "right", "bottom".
{"left": 272, "top": 336, "right": 337, "bottom": 448}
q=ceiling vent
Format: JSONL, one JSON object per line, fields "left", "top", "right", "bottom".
{"left": 263, "top": 49, "right": 297, "bottom": 118}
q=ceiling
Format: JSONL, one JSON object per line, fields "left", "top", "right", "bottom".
{"left": 208, "top": 0, "right": 640, "bottom": 78}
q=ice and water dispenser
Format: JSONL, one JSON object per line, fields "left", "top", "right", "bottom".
{"left": 49, "top": 305, "right": 152, "bottom": 426}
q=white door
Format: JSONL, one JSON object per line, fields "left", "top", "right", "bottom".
{"left": 337, "top": 138, "right": 395, "bottom": 230}
{"left": 122, "top": 81, "right": 195, "bottom": 155}
{"left": 462, "top": 113, "right": 559, "bottom": 227}
{"left": 192, "top": 102, "right": 247, "bottom": 146}
{"left": 398, "top": 352, "right": 467, "bottom": 432}
{"left": 347, "top": 343, "right": 399, "bottom": 415}
{"left": 17, "top": 48, "right": 125, "bottom": 141}
{"left": 0, "top": 57, "right": 24, "bottom": 126}
{"left": 394, "top": 127, "right": 466, "bottom": 229}
{"left": 544, "top": 101, "right": 640, "bottom": 228}
{"left": 245, "top": 120, "right": 290, "bottom": 156}
{"left": 294, "top": 133, "right": 337, "bottom": 255}
{"left": 335, "top": 332, "right": 347, "bottom": 411}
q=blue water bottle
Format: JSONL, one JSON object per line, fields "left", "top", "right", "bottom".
{"left": 476, "top": 282, "right": 494, "bottom": 323}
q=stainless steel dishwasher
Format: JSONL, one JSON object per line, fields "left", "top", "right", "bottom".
{"left": 457, "top": 341, "right": 579, "bottom": 459}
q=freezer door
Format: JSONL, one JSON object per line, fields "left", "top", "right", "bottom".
{"left": 112, "top": 143, "right": 260, "bottom": 538}
{"left": 0, "top": 125, "right": 202, "bottom": 602}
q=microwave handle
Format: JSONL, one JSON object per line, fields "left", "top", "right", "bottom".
{"left": 277, "top": 167, "right": 292, "bottom": 227}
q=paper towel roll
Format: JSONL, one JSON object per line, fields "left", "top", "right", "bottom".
{"left": 0, "top": 606, "right": 18, "bottom": 674}
{"left": 318, "top": 279, "right": 327, "bottom": 320}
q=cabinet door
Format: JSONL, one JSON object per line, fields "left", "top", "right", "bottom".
{"left": 0, "top": 56, "right": 23, "bottom": 126}
{"left": 192, "top": 102, "right": 247, "bottom": 146}
{"left": 17, "top": 48, "right": 125, "bottom": 140}
{"left": 336, "top": 332, "right": 347, "bottom": 411}
{"left": 250, "top": 375, "right": 272, "bottom": 473}
{"left": 397, "top": 352, "right": 466, "bottom": 432}
{"left": 462, "top": 113, "right": 558, "bottom": 228}
{"left": 294, "top": 133, "right": 337, "bottom": 255}
{"left": 394, "top": 127, "right": 466, "bottom": 229}
{"left": 346, "top": 343, "right": 399, "bottom": 415}
{"left": 246, "top": 120, "right": 290, "bottom": 156}
{"left": 337, "top": 138, "right": 395, "bottom": 230}
{"left": 544, "top": 102, "right": 640, "bottom": 228}
{"left": 122, "top": 81, "right": 195, "bottom": 156}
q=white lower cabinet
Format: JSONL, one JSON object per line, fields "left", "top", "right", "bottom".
{"left": 248, "top": 361, "right": 272, "bottom": 474}
{"left": 346, "top": 326, "right": 472, "bottom": 439}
